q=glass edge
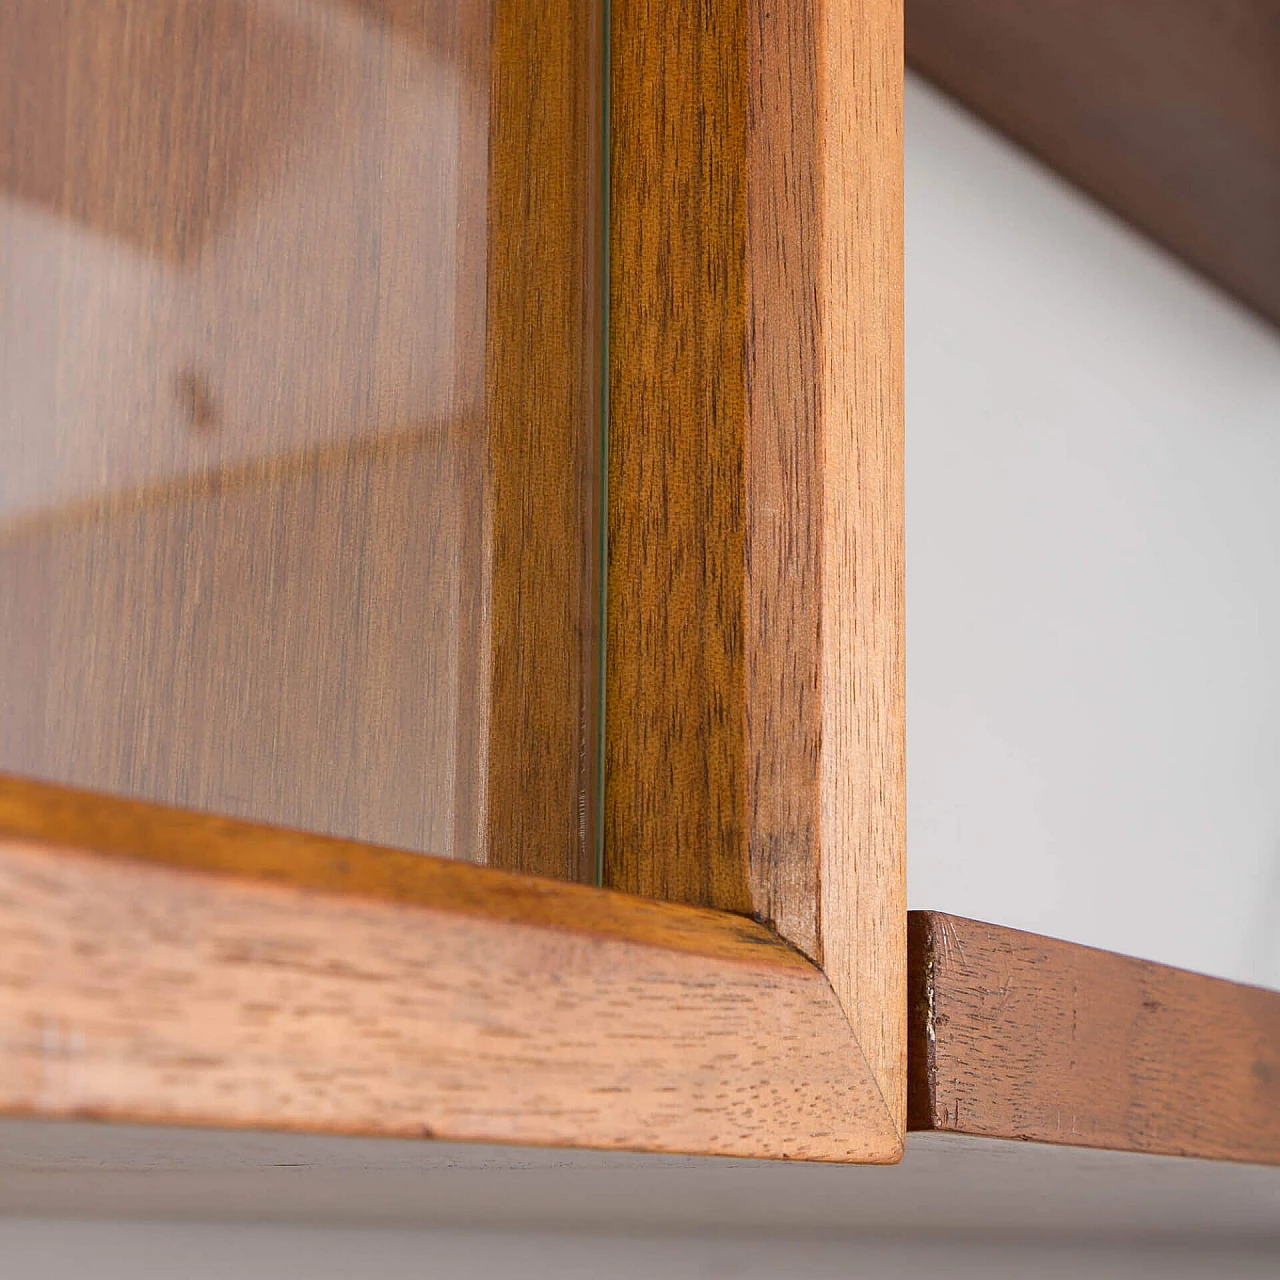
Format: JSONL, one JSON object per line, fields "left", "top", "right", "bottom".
{"left": 594, "top": 0, "right": 611, "bottom": 887}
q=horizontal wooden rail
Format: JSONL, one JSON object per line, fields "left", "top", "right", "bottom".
{"left": 909, "top": 912, "right": 1280, "bottom": 1165}
{"left": 0, "top": 777, "right": 900, "bottom": 1163}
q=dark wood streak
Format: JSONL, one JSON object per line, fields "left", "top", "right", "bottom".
{"left": 480, "top": 0, "right": 604, "bottom": 880}
{"left": 606, "top": 0, "right": 750, "bottom": 912}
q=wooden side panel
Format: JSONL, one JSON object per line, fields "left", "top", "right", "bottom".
{"left": 0, "top": 779, "right": 901, "bottom": 1163}
{"left": 608, "top": 0, "right": 904, "bottom": 1133}
{"left": 480, "top": 0, "right": 603, "bottom": 880}
{"left": 745, "top": 0, "right": 824, "bottom": 970}
{"left": 908, "top": 912, "right": 1280, "bottom": 1164}
{"left": 906, "top": 0, "right": 1280, "bottom": 329}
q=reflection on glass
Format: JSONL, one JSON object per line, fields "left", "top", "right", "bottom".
{"left": 0, "top": 0, "right": 601, "bottom": 873}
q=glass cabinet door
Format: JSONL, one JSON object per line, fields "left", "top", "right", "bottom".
{"left": 0, "top": 0, "right": 603, "bottom": 879}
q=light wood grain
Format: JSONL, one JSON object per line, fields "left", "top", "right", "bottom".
{"left": 908, "top": 912, "right": 1280, "bottom": 1164}
{"left": 607, "top": 0, "right": 904, "bottom": 1134}
{"left": 0, "top": 0, "right": 601, "bottom": 879}
{"left": 0, "top": 781, "right": 900, "bottom": 1162}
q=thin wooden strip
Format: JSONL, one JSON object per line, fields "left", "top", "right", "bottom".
{"left": 908, "top": 912, "right": 1280, "bottom": 1164}
{"left": 745, "top": 0, "right": 824, "bottom": 970}
{"left": 0, "top": 832, "right": 900, "bottom": 1162}
{"left": 480, "top": 0, "right": 603, "bottom": 880}
{"left": 813, "top": 0, "right": 905, "bottom": 1139}
{"left": 0, "top": 776, "right": 798, "bottom": 965}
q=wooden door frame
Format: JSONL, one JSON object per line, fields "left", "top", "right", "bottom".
{"left": 605, "top": 0, "right": 905, "bottom": 1138}
{"left": 0, "top": 0, "right": 906, "bottom": 1164}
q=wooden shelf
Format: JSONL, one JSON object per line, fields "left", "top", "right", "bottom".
{"left": 0, "top": 776, "right": 899, "bottom": 1165}
{"left": 907, "top": 1, "right": 1280, "bottom": 328}
{"left": 909, "top": 912, "right": 1280, "bottom": 1164}
{"left": 2, "top": 779, "right": 1276, "bottom": 1174}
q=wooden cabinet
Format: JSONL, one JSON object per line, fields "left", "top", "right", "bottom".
{"left": 906, "top": 0, "right": 1280, "bottom": 329}
{"left": 0, "top": 0, "right": 906, "bottom": 1164}
{"left": 0, "top": 0, "right": 1276, "bottom": 1200}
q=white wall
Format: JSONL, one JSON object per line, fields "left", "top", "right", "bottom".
{"left": 906, "top": 75, "right": 1280, "bottom": 990}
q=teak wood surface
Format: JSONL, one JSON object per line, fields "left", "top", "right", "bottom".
{"left": 907, "top": 0, "right": 1280, "bottom": 329}
{"left": 1, "top": 0, "right": 907, "bottom": 1164}
{"left": 607, "top": 0, "right": 905, "bottom": 1141}
{"left": 908, "top": 912, "right": 1280, "bottom": 1165}
{"left": 0, "top": 0, "right": 600, "bottom": 881}
{"left": 0, "top": 777, "right": 901, "bottom": 1163}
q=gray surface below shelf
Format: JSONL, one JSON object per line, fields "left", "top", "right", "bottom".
{"left": 1, "top": 1120, "right": 1277, "bottom": 1241}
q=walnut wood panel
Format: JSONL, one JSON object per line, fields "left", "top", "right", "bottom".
{"left": 480, "top": 0, "right": 602, "bottom": 878}
{"left": 906, "top": 1, "right": 1280, "bottom": 329}
{"left": 0, "top": 0, "right": 600, "bottom": 879}
{"left": 607, "top": 0, "right": 905, "bottom": 1133}
{"left": 908, "top": 912, "right": 1280, "bottom": 1164}
{"left": 0, "top": 778, "right": 901, "bottom": 1162}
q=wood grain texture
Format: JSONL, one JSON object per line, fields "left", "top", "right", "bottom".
{"left": 0, "top": 0, "right": 601, "bottom": 880}
{"left": 0, "top": 775, "right": 791, "bottom": 960}
{"left": 607, "top": 0, "right": 749, "bottom": 914}
{"left": 479, "top": 0, "right": 603, "bottom": 879}
{"left": 907, "top": 0, "right": 1280, "bottom": 329}
{"left": 0, "top": 781, "right": 901, "bottom": 1163}
{"left": 0, "top": 434, "right": 469, "bottom": 860}
{"left": 607, "top": 0, "right": 904, "bottom": 1134}
{"left": 908, "top": 912, "right": 1280, "bottom": 1164}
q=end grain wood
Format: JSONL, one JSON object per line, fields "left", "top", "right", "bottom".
{"left": 0, "top": 776, "right": 901, "bottom": 1162}
{"left": 607, "top": 0, "right": 904, "bottom": 1138}
{"left": 908, "top": 912, "right": 1280, "bottom": 1165}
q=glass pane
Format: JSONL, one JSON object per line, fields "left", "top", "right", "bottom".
{"left": 0, "top": 0, "right": 603, "bottom": 879}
